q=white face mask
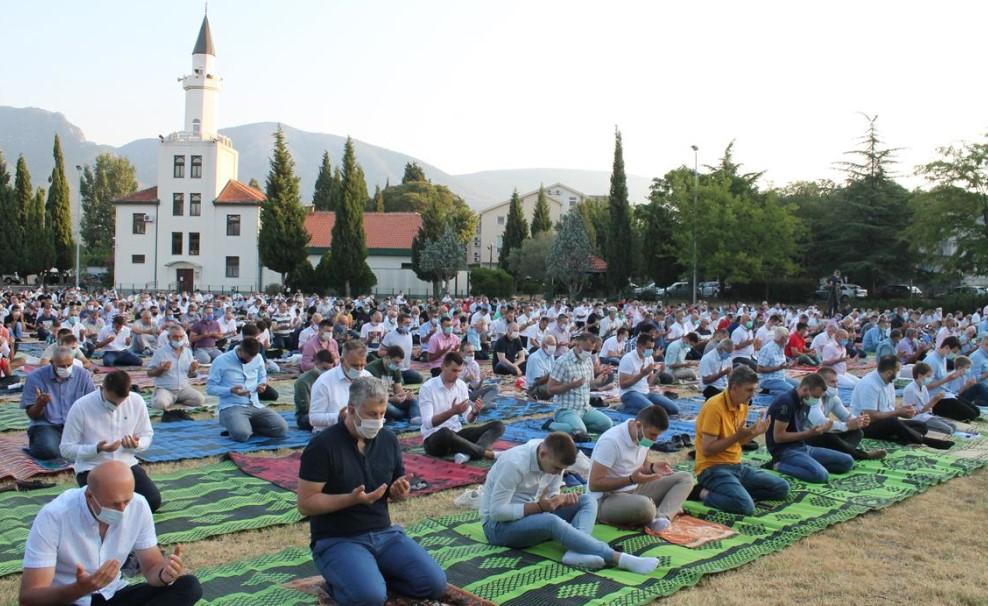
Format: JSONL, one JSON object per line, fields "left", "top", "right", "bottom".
{"left": 545, "top": 345, "right": 556, "bottom": 355}
{"left": 54, "top": 365, "right": 72, "bottom": 379}
{"left": 345, "top": 366, "right": 363, "bottom": 380}
{"left": 826, "top": 386, "right": 837, "bottom": 397}
{"left": 464, "top": 355, "right": 475, "bottom": 363}
{"left": 170, "top": 338, "right": 185, "bottom": 349}
{"left": 354, "top": 409, "right": 385, "bottom": 439}
{"left": 89, "top": 492, "right": 126, "bottom": 525}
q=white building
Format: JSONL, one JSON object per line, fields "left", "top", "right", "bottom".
{"left": 113, "top": 16, "right": 269, "bottom": 292}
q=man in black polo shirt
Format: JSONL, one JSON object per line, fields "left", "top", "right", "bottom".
{"left": 766, "top": 373, "right": 855, "bottom": 483}
{"left": 493, "top": 322, "right": 527, "bottom": 376}
{"left": 297, "top": 377, "right": 446, "bottom": 606}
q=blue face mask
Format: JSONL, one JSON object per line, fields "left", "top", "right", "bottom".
{"left": 719, "top": 351, "right": 732, "bottom": 361}
{"left": 642, "top": 348, "right": 654, "bottom": 359}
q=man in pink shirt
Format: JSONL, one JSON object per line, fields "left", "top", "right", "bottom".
{"left": 301, "top": 319, "right": 340, "bottom": 372}
{"left": 427, "top": 316, "right": 461, "bottom": 378}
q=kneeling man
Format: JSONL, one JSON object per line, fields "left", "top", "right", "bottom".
{"left": 298, "top": 377, "right": 447, "bottom": 606}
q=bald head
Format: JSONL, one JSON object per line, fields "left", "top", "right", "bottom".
{"left": 86, "top": 460, "right": 135, "bottom": 513}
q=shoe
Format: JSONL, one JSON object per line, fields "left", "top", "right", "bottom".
{"left": 161, "top": 409, "right": 194, "bottom": 422}
{"left": 541, "top": 418, "right": 554, "bottom": 431}
{"left": 858, "top": 448, "right": 887, "bottom": 460}
{"left": 453, "top": 453, "right": 471, "bottom": 465}
{"left": 676, "top": 433, "right": 693, "bottom": 449}
{"left": 742, "top": 441, "right": 760, "bottom": 452}
{"left": 663, "top": 391, "right": 680, "bottom": 400}
{"left": 650, "top": 441, "right": 679, "bottom": 453}
{"left": 687, "top": 484, "right": 704, "bottom": 501}
{"left": 453, "top": 487, "right": 483, "bottom": 508}
{"left": 571, "top": 432, "right": 593, "bottom": 444}
{"left": 923, "top": 438, "right": 954, "bottom": 450}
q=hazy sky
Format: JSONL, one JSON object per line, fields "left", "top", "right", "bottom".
{"left": 2, "top": 0, "right": 984, "bottom": 187}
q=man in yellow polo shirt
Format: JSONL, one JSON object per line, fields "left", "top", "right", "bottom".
{"left": 693, "top": 365, "right": 789, "bottom": 515}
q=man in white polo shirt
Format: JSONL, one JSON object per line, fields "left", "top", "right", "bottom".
{"left": 419, "top": 352, "right": 504, "bottom": 464}
{"left": 60, "top": 370, "right": 160, "bottom": 512}
{"left": 699, "top": 338, "right": 734, "bottom": 399}
{"left": 309, "top": 339, "right": 372, "bottom": 433}
{"left": 147, "top": 325, "right": 204, "bottom": 422}
{"left": 590, "top": 405, "right": 694, "bottom": 531}
{"left": 19, "top": 460, "right": 202, "bottom": 606}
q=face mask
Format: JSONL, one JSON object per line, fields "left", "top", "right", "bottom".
{"left": 170, "top": 338, "right": 184, "bottom": 349}
{"left": 635, "top": 423, "right": 649, "bottom": 447}
{"left": 545, "top": 345, "right": 556, "bottom": 355}
{"left": 825, "top": 386, "right": 837, "bottom": 397}
{"left": 68, "top": 316, "right": 78, "bottom": 325}
{"left": 387, "top": 362, "right": 401, "bottom": 372}
{"left": 509, "top": 332, "right": 519, "bottom": 339}
{"left": 463, "top": 355, "right": 475, "bottom": 364}
{"left": 745, "top": 321, "right": 753, "bottom": 329}
{"left": 642, "top": 348, "right": 654, "bottom": 359}
{"left": 719, "top": 351, "right": 732, "bottom": 361}
{"left": 443, "top": 326, "right": 453, "bottom": 335}
{"left": 804, "top": 396, "right": 821, "bottom": 407}
{"left": 922, "top": 377, "right": 933, "bottom": 386}
{"left": 345, "top": 366, "right": 363, "bottom": 380}
{"left": 319, "top": 333, "right": 332, "bottom": 342}
{"left": 946, "top": 353, "right": 956, "bottom": 361}
{"left": 89, "top": 493, "right": 126, "bottom": 526}
{"left": 397, "top": 326, "right": 409, "bottom": 334}
{"left": 54, "top": 365, "right": 72, "bottom": 379}
{"left": 354, "top": 410, "right": 385, "bottom": 439}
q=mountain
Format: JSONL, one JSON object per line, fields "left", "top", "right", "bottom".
{"left": 0, "top": 106, "right": 652, "bottom": 208}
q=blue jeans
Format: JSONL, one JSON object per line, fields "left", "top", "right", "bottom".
{"left": 101, "top": 350, "right": 141, "bottom": 367}
{"left": 401, "top": 369, "right": 423, "bottom": 385}
{"left": 697, "top": 464, "right": 790, "bottom": 516}
{"left": 386, "top": 398, "right": 420, "bottom": 421}
{"left": 27, "top": 423, "right": 63, "bottom": 460}
{"left": 772, "top": 445, "right": 854, "bottom": 483}
{"left": 483, "top": 493, "right": 614, "bottom": 562}
{"left": 620, "top": 391, "right": 679, "bottom": 416}
{"left": 759, "top": 377, "right": 800, "bottom": 394}
{"left": 549, "top": 408, "right": 612, "bottom": 435}
{"left": 961, "top": 383, "right": 988, "bottom": 406}
{"left": 313, "top": 525, "right": 446, "bottom": 606}
{"left": 599, "top": 356, "right": 622, "bottom": 367}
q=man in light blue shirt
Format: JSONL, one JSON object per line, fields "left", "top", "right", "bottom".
{"left": 20, "top": 348, "right": 96, "bottom": 459}
{"left": 861, "top": 318, "right": 887, "bottom": 354}
{"left": 525, "top": 336, "right": 556, "bottom": 401}
{"left": 969, "top": 336, "right": 988, "bottom": 390}
{"left": 207, "top": 337, "right": 288, "bottom": 442}
{"left": 757, "top": 327, "right": 799, "bottom": 394}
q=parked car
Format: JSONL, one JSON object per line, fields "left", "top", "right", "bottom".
{"left": 875, "top": 284, "right": 922, "bottom": 299}
{"left": 697, "top": 281, "right": 720, "bottom": 298}
{"left": 815, "top": 282, "right": 868, "bottom": 302}
{"left": 1, "top": 273, "right": 22, "bottom": 285}
{"left": 663, "top": 281, "right": 693, "bottom": 299}
{"left": 947, "top": 285, "right": 987, "bottom": 296}
{"left": 632, "top": 282, "right": 660, "bottom": 297}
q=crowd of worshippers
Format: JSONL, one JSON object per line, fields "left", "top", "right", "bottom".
{"left": 8, "top": 286, "right": 988, "bottom": 605}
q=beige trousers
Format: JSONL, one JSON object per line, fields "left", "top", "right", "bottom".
{"left": 597, "top": 471, "right": 694, "bottom": 527}
{"left": 152, "top": 385, "right": 206, "bottom": 410}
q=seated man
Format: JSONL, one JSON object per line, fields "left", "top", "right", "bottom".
{"left": 206, "top": 337, "right": 288, "bottom": 443}
{"left": 294, "top": 349, "right": 336, "bottom": 431}
{"left": 60, "top": 370, "right": 161, "bottom": 512}
{"left": 366, "top": 345, "right": 421, "bottom": 425}
{"left": 698, "top": 338, "right": 734, "bottom": 399}
{"left": 95, "top": 315, "right": 142, "bottom": 367}
{"left": 663, "top": 332, "right": 699, "bottom": 381}
{"left": 525, "top": 335, "right": 556, "bottom": 401}
{"left": 806, "top": 367, "right": 885, "bottom": 460}
{"left": 548, "top": 333, "right": 613, "bottom": 440}
{"left": 189, "top": 306, "right": 223, "bottom": 365}
{"left": 785, "top": 323, "right": 819, "bottom": 366}
{"left": 298, "top": 377, "right": 447, "bottom": 605}
{"left": 850, "top": 355, "right": 953, "bottom": 449}
{"left": 757, "top": 327, "right": 800, "bottom": 394}
{"left": 693, "top": 365, "right": 790, "bottom": 515}
{"left": 765, "top": 373, "right": 855, "bottom": 483}
{"left": 39, "top": 330, "right": 94, "bottom": 370}
{"left": 822, "top": 329, "right": 859, "bottom": 388}
{"left": 492, "top": 322, "right": 527, "bottom": 376}
{"left": 310, "top": 339, "right": 372, "bottom": 433}
{"left": 590, "top": 406, "right": 694, "bottom": 531}
{"left": 20, "top": 460, "right": 202, "bottom": 606}
{"left": 923, "top": 336, "right": 981, "bottom": 421}
{"left": 21, "top": 347, "right": 96, "bottom": 460}
{"left": 481, "top": 432, "right": 659, "bottom": 574}
{"left": 861, "top": 317, "right": 888, "bottom": 354}
{"left": 380, "top": 313, "right": 422, "bottom": 384}
{"left": 420, "top": 352, "right": 504, "bottom": 464}
{"left": 129, "top": 309, "right": 160, "bottom": 356}
{"left": 874, "top": 328, "right": 901, "bottom": 361}
{"left": 301, "top": 319, "right": 340, "bottom": 373}
{"left": 426, "top": 316, "right": 461, "bottom": 378}
{"left": 147, "top": 325, "right": 205, "bottom": 422}
{"left": 903, "top": 362, "right": 959, "bottom": 436}
{"left": 618, "top": 333, "right": 679, "bottom": 415}
{"left": 599, "top": 327, "right": 629, "bottom": 366}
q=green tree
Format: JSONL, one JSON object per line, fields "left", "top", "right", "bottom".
{"left": 636, "top": 186, "right": 682, "bottom": 286}
{"left": 546, "top": 210, "right": 593, "bottom": 296}
{"left": 13, "top": 156, "right": 34, "bottom": 275}
{"left": 421, "top": 223, "right": 467, "bottom": 295}
{"left": 777, "top": 179, "right": 839, "bottom": 278}
{"left": 575, "top": 197, "right": 610, "bottom": 254}
{"left": 408, "top": 185, "right": 477, "bottom": 286}
{"left": 403, "top": 162, "right": 427, "bottom": 183}
{"left": 45, "top": 135, "right": 75, "bottom": 271}
{"left": 606, "top": 127, "right": 633, "bottom": 292}
{"left": 499, "top": 189, "right": 528, "bottom": 270}
{"left": 326, "top": 136, "right": 376, "bottom": 296}
{"left": 910, "top": 130, "right": 988, "bottom": 277}
{"left": 371, "top": 185, "right": 385, "bottom": 212}
{"left": 0, "top": 151, "right": 20, "bottom": 276}
{"left": 258, "top": 127, "right": 310, "bottom": 281}
{"left": 23, "top": 187, "right": 54, "bottom": 277}
{"left": 248, "top": 178, "right": 261, "bottom": 190}
{"left": 531, "top": 184, "right": 553, "bottom": 235}
{"left": 312, "top": 151, "right": 337, "bottom": 211}
{"left": 507, "top": 231, "right": 554, "bottom": 284}
{"left": 80, "top": 153, "right": 138, "bottom": 266}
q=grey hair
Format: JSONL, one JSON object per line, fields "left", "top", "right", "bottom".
{"left": 343, "top": 338, "right": 368, "bottom": 357}
{"left": 349, "top": 376, "right": 388, "bottom": 410}
{"left": 52, "top": 346, "right": 74, "bottom": 362}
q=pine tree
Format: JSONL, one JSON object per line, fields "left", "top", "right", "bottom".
{"left": 531, "top": 183, "right": 552, "bottom": 234}
{"left": 421, "top": 223, "right": 467, "bottom": 293}
{"left": 80, "top": 154, "right": 137, "bottom": 266}
{"left": 499, "top": 189, "right": 528, "bottom": 270}
{"left": 312, "top": 151, "right": 336, "bottom": 211}
{"left": 606, "top": 127, "right": 633, "bottom": 292}
{"left": 23, "top": 187, "right": 54, "bottom": 278}
{"left": 326, "top": 136, "right": 376, "bottom": 296}
{"left": 45, "top": 135, "right": 75, "bottom": 271}
{"left": 258, "top": 126, "right": 310, "bottom": 281}
{"left": 0, "top": 151, "right": 20, "bottom": 276}
{"left": 547, "top": 210, "right": 592, "bottom": 296}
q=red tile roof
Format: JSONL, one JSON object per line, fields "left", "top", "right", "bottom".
{"left": 589, "top": 255, "right": 608, "bottom": 273}
{"left": 305, "top": 212, "right": 422, "bottom": 250}
{"left": 215, "top": 180, "right": 266, "bottom": 204}
{"left": 114, "top": 186, "right": 158, "bottom": 203}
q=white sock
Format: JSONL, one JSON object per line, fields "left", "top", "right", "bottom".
{"left": 648, "top": 517, "right": 671, "bottom": 532}
{"left": 562, "top": 551, "right": 605, "bottom": 569}
{"left": 618, "top": 552, "right": 659, "bottom": 574}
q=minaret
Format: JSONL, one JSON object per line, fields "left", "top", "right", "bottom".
{"left": 181, "top": 15, "right": 221, "bottom": 138}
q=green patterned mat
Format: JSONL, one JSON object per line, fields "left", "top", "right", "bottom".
{"left": 0, "top": 461, "right": 301, "bottom": 577}
{"left": 0, "top": 404, "right": 28, "bottom": 432}
{"left": 194, "top": 547, "right": 319, "bottom": 606}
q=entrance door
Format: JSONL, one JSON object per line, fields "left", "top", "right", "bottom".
{"left": 176, "top": 269, "right": 194, "bottom": 292}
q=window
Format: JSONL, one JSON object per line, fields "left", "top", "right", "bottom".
{"left": 569, "top": 196, "right": 577, "bottom": 202}
{"left": 172, "top": 193, "right": 184, "bottom": 216}
{"left": 173, "top": 155, "right": 185, "bottom": 178}
{"left": 473, "top": 237, "right": 480, "bottom": 247}
{"left": 225, "top": 256, "right": 240, "bottom": 278}
{"left": 132, "top": 213, "right": 146, "bottom": 235}
{"left": 190, "top": 193, "right": 201, "bottom": 216}
{"left": 132, "top": 254, "right": 146, "bottom": 264}
{"left": 191, "top": 155, "right": 202, "bottom": 178}
{"left": 189, "top": 232, "right": 200, "bottom": 256}
{"left": 497, "top": 216, "right": 505, "bottom": 225}
{"left": 473, "top": 253, "right": 480, "bottom": 262}
{"left": 171, "top": 232, "right": 183, "bottom": 255}
{"left": 192, "top": 119, "right": 201, "bottom": 136}
{"left": 226, "top": 214, "right": 241, "bottom": 236}
{"left": 495, "top": 235, "right": 503, "bottom": 250}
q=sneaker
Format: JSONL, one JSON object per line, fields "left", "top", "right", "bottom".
{"left": 161, "top": 409, "right": 194, "bottom": 422}
{"left": 453, "top": 453, "right": 471, "bottom": 465}
{"left": 453, "top": 487, "right": 483, "bottom": 508}
{"left": 648, "top": 517, "right": 671, "bottom": 532}
{"left": 571, "top": 432, "right": 593, "bottom": 444}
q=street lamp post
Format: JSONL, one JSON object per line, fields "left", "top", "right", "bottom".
{"left": 74, "top": 165, "right": 83, "bottom": 290}
{"left": 691, "top": 145, "right": 698, "bottom": 305}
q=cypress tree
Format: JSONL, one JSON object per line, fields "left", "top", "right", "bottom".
{"left": 13, "top": 156, "right": 32, "bottom": 275}
{"left": 499, "top": 189, "right": 528, "bottom": 270}
{"left": 45, "top": 135, "right": 75, "bottom": 271}
{"left": 0, "top": 151, "right": 19, "bottom": 276}
{"left": 326, "top": 136, "right": 375, "bottom": 296}
{"left": 531, "top": 183, "right": 552, "bottom": 234}
{"left": 258, "top": 126, "right": 310, "bottom": 282}
{"left": 23, "top": 187, "right": 54, "bottom": 277}
{"left": 606, "top": 127, "right": 633, "bottom": 292}
{"left": 372, "top": 185, "right": 385, "bottom": 212}
{"left": 312, "top": 151, "right": 336, "bottom": 211}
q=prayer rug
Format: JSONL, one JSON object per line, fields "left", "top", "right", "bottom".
{"left": 645, "top": 515, "right": 737, "bottom": 548}
{"left": 136, "top": 412, "right": 312, "bottom": 462}
{"left": 0, "top": 433, "right": 71, "bottom": 482}
{"left": 0, "top": 403, "right": 28, "bottom": 432}
{"left": 285, "top": 575, "right": 497, "bottom": 606}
